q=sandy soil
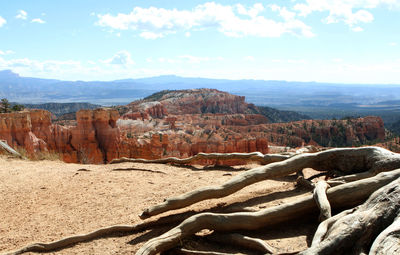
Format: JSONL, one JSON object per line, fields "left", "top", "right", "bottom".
{"left": 0, "top": 155, "right": 318, "bottom": 254}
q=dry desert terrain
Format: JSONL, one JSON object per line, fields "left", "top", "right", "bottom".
{"left": 0, "top": 155, "right": 317, "bottom": 254}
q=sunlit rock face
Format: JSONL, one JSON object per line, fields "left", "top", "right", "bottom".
{"left": 0, "top": 109, "right": 119, "bottom": 163}
{"left": 0, "top": 89, "right": 387, "bottom": 164}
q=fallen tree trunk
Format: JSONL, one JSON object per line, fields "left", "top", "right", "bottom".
{"left": 135, "top": 169, "right": 400, "bottom": 255}
{"left": 110, "top": 152, "right": 290, "bottom": 165}
{"left": 299, "top": 176, "right": 400, "bottom": 255}
{"left": 139, "top": 147, "right": 400, "bottom": 218}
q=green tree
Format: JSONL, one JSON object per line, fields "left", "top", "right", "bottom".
{"left": 11, "top": 104, "right": 25, "bottom": 112}
{"left": 0, "top": 98, "right": 11, "bottom": 113}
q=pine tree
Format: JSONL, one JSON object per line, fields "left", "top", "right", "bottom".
{"left": 0, "top": 98, "right": 11, "bottom": 113}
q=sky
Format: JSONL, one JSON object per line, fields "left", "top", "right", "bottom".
{"left": 0, "top": 0, "right": 399, "bottom": 83}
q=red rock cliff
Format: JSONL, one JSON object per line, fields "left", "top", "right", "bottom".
{"left": 0, "top": 109, "right": 120, "bottom": 164}
{"left": 0, "top": 90, "right": 389, "bottom": 164}
{"left": 125, "top": 89, "right": 252, "bottom": 116}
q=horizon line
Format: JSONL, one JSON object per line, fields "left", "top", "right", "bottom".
{"left": 1, "top": 69, "right": 400, "bottom": 86}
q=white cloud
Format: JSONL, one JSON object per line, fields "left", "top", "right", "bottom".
{"left": 293, "top": 0, "right": 395, "bottom": 31}
{"left": 272, "top": 59, "right": 308, "bottom": 64}
{"left": 140, "top": 31, "right": 164, "bottom": 39}
{"left": 179, "top": 55, "right": 210, "bottom": 64}
{"left": 31, "top": 18, "right": 46, "bottom": 24}
{"left": 243, "top": 56, "right": 255, "bottom": 61}
{"left": 16, "top": 10, "right": 27, "bottom": 20}
{"left": 324, "top": 9, "right": 373, "bottom": 27}
{"left": 156, "top": 55, "right": 223, "bottom": 64}
{"left": 288, "top": 59, "right": 308, "bottom": 64}
{"left": 236, "top": 3, "right": 265, "bottom": 18}
{"left": 270, "top": 5, "right": 297, "bottom": 20}
{"left": 269, "top": 4, "right": 315, "bottom": 37}
{"left": 389, "top": 42, "right": 397, "bottom": 46}
{"left": 0, "top": 55, "right": 139, "bottom": 81}
{"left": 96, "top": 2, "right": 314, "bottom": 39}
{"left": 0, "top": 16, "right": 6, "bottom": 27}
{"left": 0, "top": 57, "right": 83, "bottom": 76}
{"left": 102, "top": 50, "right": 135, "bottom": 66}
{"left": 0, "top": 50, "right": 15, "bottom": 55}
{"left": 181, "top": 55, "right": 223, "bottom": 63}
{"left": 293, "top": 3, "right": 313, "bottom": 17}
{"left": 352, "top": 26, "right": 364, "bottom": 32}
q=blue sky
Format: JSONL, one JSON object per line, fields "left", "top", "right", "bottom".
{"left": 0, "top": 0, "right": 399, "bottom": 83}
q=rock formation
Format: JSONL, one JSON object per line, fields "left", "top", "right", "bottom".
{"left": 0, "top": 89, "right": 390, "bottom": 164}
{"left": 0, "top": 109, "right": 119, "bottom": 164}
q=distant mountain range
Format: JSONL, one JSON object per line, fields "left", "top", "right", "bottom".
{"left": 2, "top": 69, "right": 400, "bottom": 106}
{"left": 1, "top": 69, "right": 400, "bottom": 126}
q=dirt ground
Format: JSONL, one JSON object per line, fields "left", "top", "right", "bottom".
{"left": 0, "top": 154, "right": 319, "bottom": 254}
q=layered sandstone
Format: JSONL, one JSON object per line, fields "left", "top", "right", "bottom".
{"left": 225, "top": 117, "right": 386, "bottom": 148}
{"left": 126, "top": 89, "right": 251, "bottom": 115}
{"left": 0, "top": 109, "right": 120, "bottom": 164}
{"left": 0, "top": 89, "right": 389, "bottom": 164}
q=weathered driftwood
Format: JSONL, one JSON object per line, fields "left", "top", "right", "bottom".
{"left": 0, "top": 140, "right": 24, "bottom": 158}
{"left": 2, "top": 204, "right": 257, "bottom": 255}
{"left": 5, "top": 147, "right": 400, "bottom": 255}
{"left": 135, "top": 169, "right": 400, "bottom": 255}
{"left": 206, "top": 233, "right": 275, "bottom": 254}
{"left": 4, "top": 225, "right": 138, "bottom": 255}
{"left": 139, "top": 147, "right": 400, "bottom": 219}
{"left": 3, "top": 211, "right": 199, "bottom": 255}
{"left": 110, "top": 152, "right": 290, "bottom": 166}
{"left": 299, "top": 177, "right": 400, "bottom": 255}
{"left": 295, "top": 170, "right": 315, "bottom": 189}
{"left": 313, "top": 181, "right": 331, "bottom": 222}
{"left": 172, "top": 233, "right": 275, "bottom": 255}
{"left": 112, "top": 167, "right": 167, "bottom": 174}
{"left": 176, "top": 248, "right": 243, "bottom": 255}
{"left": 369, "top": 214, "right": 400, "bottom": 255}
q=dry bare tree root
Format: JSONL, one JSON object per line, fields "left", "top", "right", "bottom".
{"left": 3, "top": 201, "right": 261, "bottom": 255}
{"left": 135, "top": 169, "right": 400, "bottom": 255}
{"left": 296, "top": 176, "right": 315, "bottom": 189}
{"left": 176, "top": 248, "right": 243, "bottom": 255}
{"left": 299, "top": 177, "right": 400, "bottom": 255}
{"left": 0, "top": 140, "right": 24, "bottom": 158}
{"left": 308, "top": 208, "right": 355, "bottom": 248}
{"left": 3, "top": 210, "right": 203, "bottom": 255}
{"left": 112, "top": 167, "right": 167, "bottom": 174}
{"left": 313, "top": 181, "right": 331, "bottom": 222}
{"left": 295, "top": 170, "right": 315, "bottom": 189}
{"left": 110, "top": 152, "right": 290, "bottom": 166}
{"left": 140, "top": 147, "right": 400, "bottom": 219}
{"left": 4, "top": 225, "right": 138, "bottom": 255}
{"left": 206, "top": 232, "right": 275, "bottom": 254}
{"left": 369, "top": 214, "right": 400, "bottom": 255}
